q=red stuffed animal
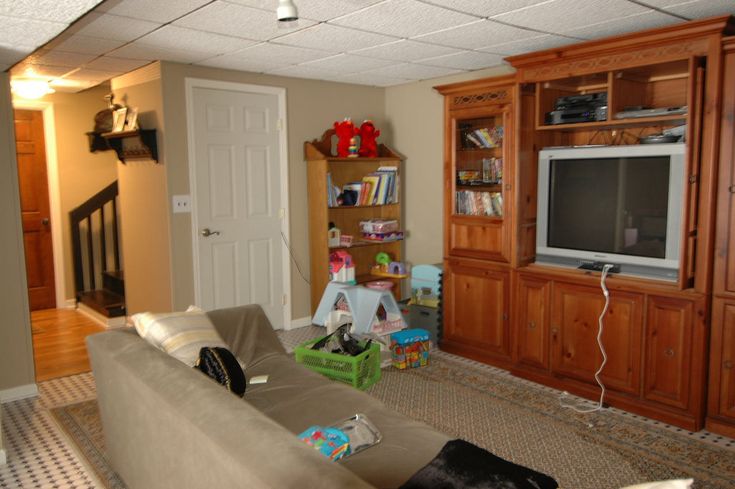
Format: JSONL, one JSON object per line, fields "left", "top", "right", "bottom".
{"left": 358, "top": 120, "right": 381, "bottom": 158}
{"left": 334, "top": 119, "right": 359, "bottom": 157}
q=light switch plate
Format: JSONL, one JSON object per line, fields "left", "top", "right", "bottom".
{"left": 172, "top": 195, "right": 191, "bottom": 213}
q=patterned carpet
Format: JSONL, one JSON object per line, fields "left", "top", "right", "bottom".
{"left": 49, "top": 349, "right": 735, "bottom": 489}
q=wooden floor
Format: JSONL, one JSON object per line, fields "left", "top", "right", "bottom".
{"left": 31, "top": 308, "right": 106, "bottom": 382}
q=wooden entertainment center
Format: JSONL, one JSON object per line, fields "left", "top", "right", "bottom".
{"left": 435, "top": 16, "right": 735, "bottom": 434}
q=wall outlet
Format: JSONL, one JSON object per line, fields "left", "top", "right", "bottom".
{"left": 172, "top": 195, "right": 191, "bottom": 213}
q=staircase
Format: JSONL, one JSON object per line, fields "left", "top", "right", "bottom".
{"left": 70, "top": 181, "right": 125, "bottom": 321}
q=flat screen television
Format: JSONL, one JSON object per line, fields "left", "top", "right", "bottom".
{"left": 536, "top": 143, "right": 686, "bottom": 281}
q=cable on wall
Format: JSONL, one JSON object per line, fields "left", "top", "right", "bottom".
{"left": 559, "top": 263, "right": 614, "bottom": 414}
{"left": 281, "top": 230, "right": 310, "bottom": 285}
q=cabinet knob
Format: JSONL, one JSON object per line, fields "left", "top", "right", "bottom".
{"left": 551, "top": 327, "right": 558, "bottom": 337}
{"left": 528, "top": 321, "right": 536, "bottom": 330}
{"left": 664, "top": 348, "right": 675, "bottom": 357}
{"left": 725, "top": 360, "right": 733, "bottom": 370}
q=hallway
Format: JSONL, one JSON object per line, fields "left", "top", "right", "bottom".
{"left": 31, "top": 309, "right": 105, "bottom": 382}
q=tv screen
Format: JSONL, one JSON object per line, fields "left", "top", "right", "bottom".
{"left": 536, "top": 143, "right": 685, "bottom": 281}
{"left": 547, "top": 156, "right": 670, "bottom": 259}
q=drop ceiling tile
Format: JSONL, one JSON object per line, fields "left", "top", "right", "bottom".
{"left": 419, "top": 51, "right": 505, "bottom": 70}
{"left": 63, "top": 67, "right": 122, "bottom": 81}
{"left": 135, "top": 25, "right": 257, "bottom": 56}
{"left": 414, "top": 19, "right": 539, "bottom": 50}
{"left": 83, "top": 56, "right": 152, "bottom": 72}
{"left": 0, "top": 15, "right": 68, "bottom": 51}
{"left": 492, "top": 0, "right": 650, "bottom": 32}
{"left": 333, "top": 72, "right": 412, "bottom": 87}
{"left": 47, "top": 35, "right": 126, "bottom": 55}
{"left": 95, "top": 0, "right": 213, "bottom": 23}
{"left": 421, "top": 0, "right": 551, "bottom": 18}
{"left": 265, "top": 64, "right": 337, "bottom": 80}
{"left": 350, "top": 40, "right": 462, "bottom": 62}
{"left": 230, "top": 43, "right": 334, "bottom": 64}
{"left": 197, "top": 54, "right": 288, "bottom": 73}
{"left": 67, "top": 12, "right": 161, "bottom": 42}
{"left": 562, "top": 10, "right": 681, "bottom": 39}
{"left": 642, "top": 0, "right": 735, "bottom": 19}
{"left": 478, "top": 34, "right": 576, "bottom": 56}
{"left": 225, "top": 0, "right": 384, "bottom": 21}
{"left": 174, "top": 2, "right": 316, "bottom": 41}
{"left": 11, "top": 62, "right": 75, "bottom": 78}
{"left": 26, "top": 50, "right": 98, "bottom": 68}
{"left": 331, "top": 0, "right": 479, "bottom": 38}
{"left": 108, "top": 43, "right": 213, "bottom": 64}
{"left": 0, "top": 0, "right": 102, "bottom": 23}
{"left": 362, "top": 62, "right": 464, "bottom": 80}
{"left": 275, "top": 23, "right": 398, "bottom": 52}
{"left": 300, "top": 53, "right": 396, "bottom": 72}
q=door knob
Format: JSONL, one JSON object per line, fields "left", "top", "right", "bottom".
{"left": 200, "top": 228, "right": 221, "bottom": 237}
{"left": 41, "top": 218, "right": 49, "bottom": 226}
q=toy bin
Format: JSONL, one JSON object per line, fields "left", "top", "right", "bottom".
{"left": 390, "top": 329, "right": 430, "bottom": 370}
{"left": 295, "top": 338, "right": 381, "bottom": 390}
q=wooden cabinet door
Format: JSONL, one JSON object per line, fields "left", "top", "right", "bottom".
{"left": 643, "top": 296, "right": 694, "bottom": 410}
{"left": 708, "top": 299, "right": 735, "bottom": 420}
{"left": 443, "top": 260, "right": 510, "bottom": 360}
{"left": 551, "top": 283, "right": 643, "bottom": 395}
{"left": 515, "top": 276, "right": 550, "bottom": 370}
{"left": 714, "top": 49, "right": 735, "bottom": 296}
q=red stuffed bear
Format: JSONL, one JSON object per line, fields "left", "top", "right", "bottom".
{"left": 358, "top": 120, "right": 380, "bottom": 158}
{"left": 334, "top": 119, "right": 359, "bottom": 157}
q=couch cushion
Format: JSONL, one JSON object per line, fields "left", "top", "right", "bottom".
{"left": 132, "top": 307, "right": 226, "bottom": 366}
{"left": 244, "top": 353, "right": 450, "bottom": 489}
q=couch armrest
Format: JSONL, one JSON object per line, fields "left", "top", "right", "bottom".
{"left": 206, "top": 304, "right": 287, "bottom": 367}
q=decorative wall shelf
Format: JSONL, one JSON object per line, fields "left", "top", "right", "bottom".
{"left": 101, "top": 129, "right": 158, "bottom": 163}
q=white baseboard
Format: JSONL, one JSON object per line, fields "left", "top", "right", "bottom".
{"left": 0, "top": 447, "right": 6, "bottom": 465}
{"left": 63, "top": 299, "right": 76, "bottom": 309}
{"left": 77, "top": 304, "right": 127, "bottom": 329}
{"left": 0, "top": 383, "right": 38, "bottom": 403}
{"left": 286, "top": 316, "right": 312, "bottom": 330}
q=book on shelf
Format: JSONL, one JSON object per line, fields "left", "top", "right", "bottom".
{"left": 455, "top": 190, "right": 503, "bottom": 217}
{"left": 327, "top": 168, "right": 399, "bottom": 207}
{"left": 462, "top": 126, "right": 504, "bottom": 149}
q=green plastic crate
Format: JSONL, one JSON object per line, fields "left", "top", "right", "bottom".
{"left": 294, "top": 337, "right": 381, "bottom": 390}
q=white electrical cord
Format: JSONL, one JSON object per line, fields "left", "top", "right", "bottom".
{"left": 560, "top": 263, "right": 614, "bottom": 414}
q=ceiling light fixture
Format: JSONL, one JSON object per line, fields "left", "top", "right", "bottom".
{"left": 276, "top": 0, "right": 299, "bottom": 27}
{"left": 11, "top": 78, "right": 55, "bottom": 99}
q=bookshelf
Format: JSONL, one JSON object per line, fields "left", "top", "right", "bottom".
{"left": 305, "top": 129, "right": 405, "bottom": 314}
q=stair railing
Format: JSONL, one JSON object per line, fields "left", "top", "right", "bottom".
{"left": 70, "top": 181, "right": 121, "bottom": 300}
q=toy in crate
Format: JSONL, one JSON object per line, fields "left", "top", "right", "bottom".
{"left": 390, "top": 328, "right": 430, "bottom": 369}
{"left": 295, "top": 334, "right": 381, "bottom": 390}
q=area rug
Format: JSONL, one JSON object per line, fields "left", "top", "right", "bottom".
{"left": 50, "top": 400, "right": 126, "bottom": 489}
{"left": 51, "top": 352, "right": 735, "bottom": 489}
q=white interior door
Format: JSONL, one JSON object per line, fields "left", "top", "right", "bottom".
{"left": 189, "top": 83, "right": 288, "bottom": 328}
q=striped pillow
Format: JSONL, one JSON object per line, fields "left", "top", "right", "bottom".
{"left": 132, "top": 307, "right": 227, "bottom": 367}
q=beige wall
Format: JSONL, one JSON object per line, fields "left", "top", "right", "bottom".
{"left": 112, "top": 69, "right": 174, "bottom": 313}
{"left": 12, "top": 85, "right": 119, "bottom": 302}
{"left": 0, "top": 72, "right": 36, "bottom": 392}
{"left": 158, "top": 62, "right": 387, "bottom": 321}
{"left": 385, "top": 66, "right": 514, "bottom": 267}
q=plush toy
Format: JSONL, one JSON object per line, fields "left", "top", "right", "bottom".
{"left": 358, "top": 120, "right": 381, "bottom": 158}
{"left": 334, "top": 119, "right": 359, "bottom": 157}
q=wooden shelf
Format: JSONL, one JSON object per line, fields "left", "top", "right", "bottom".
{"left": 102, "top": 129, "right": 158, "bottom": 163}
{"left": 329, "top": 239, "right": 403, "bottom": 251}
{"left": 536, "top": 113, "right": 687, "bottom": 131}
{"left": 456, "top": 183, "right": 502, "bottom": 191}
{"left": 328, "top": 203, "right": 400, "bottom": 210}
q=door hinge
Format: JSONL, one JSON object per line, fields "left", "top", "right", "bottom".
{"left": 279, "top": 208, "right": 286, "bottom": 220}
{"left": 277, "top": 119, "right": 283, "bottom": 131}
{"left": 282, "top": 294, "right": 288, "bottom": 306}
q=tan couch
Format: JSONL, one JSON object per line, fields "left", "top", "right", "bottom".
{"left": 87, "top": 305, "right": 450, "bottom": 489}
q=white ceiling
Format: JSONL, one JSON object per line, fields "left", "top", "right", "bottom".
{"left": 3, "top": 0, "right": 735, "bottom": 92}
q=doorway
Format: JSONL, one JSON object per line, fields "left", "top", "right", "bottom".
{"left": 186, "top": 79, "right": 291, "bottom": 329}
